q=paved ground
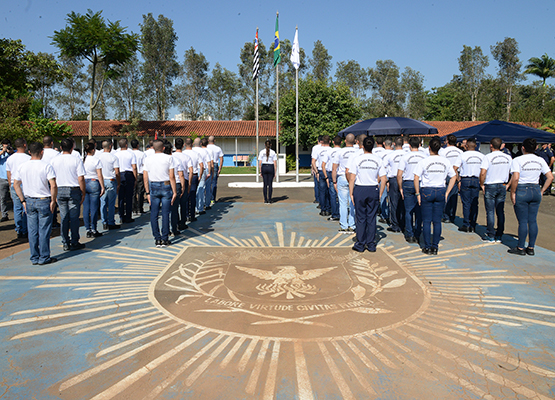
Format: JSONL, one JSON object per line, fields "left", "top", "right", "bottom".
{"left": 0, "top": 176, "right": 555, "bottom": 399}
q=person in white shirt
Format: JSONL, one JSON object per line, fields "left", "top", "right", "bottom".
{"left": 207, "top": 136, "right": 224, "bottom": 206}
{"left": 184, "top": 138, "right": 203, "bottom": 222}
{"left": 50, "top": 138, "right": 86, "bottom": 251}
{"left": 144, "top": 140, "right": 155, "bottom": 158}
{"left": 373, "top": 137, "right": 393, "bottom": 224}
{"left": 321, "top": 136, "right": 341, "bottom": 221}
{"left": 13, "top": 142, "right": 57, "bottom": 265}
{"left": 348, "top": 136, "right": 387, "bottom": 253}
{"left": 402, "top": 136, "right": 411, "bottom": 153}
{"left": 6, "top": 138, "right": 31, "bottom": 238}
{"left": 397, "top": 136, "right": 428, "bottom": 243}
{"left": 201, "top": 138, "right": 215, "bottom": 210}
{"left": 193, "top": 138, "right": 212, "bottom": 215}
{"left": 332, "top": 133, "right": 358, "bottom": 233}
{"left": 115, "top": 138, "right": 137, "bottom": 224}
{"left": 315, "top": 135, "right": 331, "bottom": 215}
{"left": 458, "top": 138, "right": 485, "bottom": 233}
{"left": 258, "top": 140, "right": 277, "bottom": 204}
{"left": 41, "top": 136, "right": 60, "bottom": 165}
{"left": 97, "top": 140, "right": 121, "bottom": 230}
{"left": 166, "top": 142, "right": 185, "bottom": 236}
{"left": 310, "top": 136, "right": 323, "bottom": 205}
{"left": 131, "top": 139, "right": 146, "bottom": 214}
{"left": 414, "top": 137, "right": 457, "bottom": 255}
{"left": 383, "top": 137, "right": 406, "bottom": 233}
{"left": 479, "top": 137, "right": 512, "bottom": 242}
{"left": 82, "top": 143, "right": 105, "bottom": 238}
{"left": 173, "top": 138, "right": 193, "bottom": 230}
{"left": 143, "top": 140, "right": 177, "bottom": 247}
{"left": 438, "top": 134, "right": 463, "bottom": 223}
{"left": 507, "top": 138, "right": 553, "bottom": 255}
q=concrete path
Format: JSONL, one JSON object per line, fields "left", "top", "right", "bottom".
{"left": 1, "top": 186, "right": 555, "bottom": 399}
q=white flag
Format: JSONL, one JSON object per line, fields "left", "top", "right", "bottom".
{"left": 290, "top": 28, "right": 300, "bottom": 70}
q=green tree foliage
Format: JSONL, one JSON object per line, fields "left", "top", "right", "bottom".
{"left": 491, "top": 37, "right": 523, "bottom": 121}
{"left": 335, "top": 60, "right": 370, "bottom": 101}
{"left": 28, "top": 52, "right": 67, "bottom": 118}
{"left": 106, "top": 54, "right": 144, "bottom": 120}
{"left": 308, "top": 40, "right": 332, "bottom": 81}
{"left": 238, "top": 39, "right": 272, "bottom": 119}
{"left": 0, "top": 39, "right": 34, "bottom": 99}
{"left": 425, "top": 80, "right": 470, "bottom": 121}
{"left": 280, "top": 78, "right": 361, "bottom": 148}
{"left": 55, "top": 56, "right": 88, "bottom": 120}
{"left": 175, "top": 47, "right": 209, "bottom": 120}
{"left": 271, "top": 38, "right": 307, "bottom": 93}
{"left": 140, "top": 13, "right": 179, "bottom": 120}
{"left": 458, "top": 45, "right": 489, "bottom": 121}
{"left": 400, "top": 67, "right": 427, "bottom": 119}
{"left": 366, "top": 60, "right": 404, "bottom": 117}
{"left": 208, "top": 63, "right": 242, "bottom": 120}
{"left": 52, "top": 9, "right": 139, "bottom": 138}
{"left": 525, "top": 53, "right": 555, "bottom": 87}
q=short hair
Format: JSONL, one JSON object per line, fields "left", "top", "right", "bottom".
{"left": 394, "top": 136, "right": 404, "bottom": 147}
{"left": 375, "top": 136, "right": 384, "bottom": 145}
{"left": 429, "top": 137, "right": 441, "bottom": 153}
{"left": 466, "top": 138, "right": 477, "bottom": 149}
{"left": 322, "top": 135, "right": 330, "bottom": 145}
{"left": 163, "top": 142, "right": 172, "bottom": 155}
{"left": 345, "top": 133, "right": 355, "bottom": 145}
{"left": 1, "top": 138, "right": 11, "bottom": 145}
{"left": 185, "top": 138, "right": 193, "bottom": 147}
{"left": 43, "top": 136, "right": 53, "bottom": 146}
{"left": 153, "top": 140, "right": 164, "bottom": 152}
{"left": 363, "top": 136, "right": 375, "bottom": 152}
{"left": 175, "top": 138, "right": 184, "bottom": 150}
{"left": 84, "top": 142, "right": 96, "bottom": 155}
{"left": 317, "top": 135, "right": 323, "bottom": 143}
{"left": 118, "top": 138, "right": 128, "bottom": 148}
{"left": 384, "top": 137, "right": 393, "bottom": 147}
{"left": 333, "top": 136, "right": 342, "bottom": 146}
{"left": 356, "top": 134, "right": 367, "bottom": 144}
{"left": 447, "top": 134, "right": 457, "bottom": 146}
{"left": 523, "top": 138, "right": 537, "bottom": 153}
{"left": 14, "top": 138, "right": 26, "bottom": 149}
{"left": 208, "top": 136, "right": 215, "bottom": 143}
{"left": 88, "top": 138, "right": 97, "bottom": 145}
{"left": 403, "top": 135, "right": 409, "bottom": 143}
{"left": 130, "top": 139, "right": 139, "bottom": 149}
{"left": 60, "top": 138, "right": 73, "bottom": 152}
{"left": 490, "top": 137, "right": 502, "bottom": 150}
{"left": 28, "top": 142, "right": 43, "bottom": 156}
{"left": 409, "top": 137, "right": 421, "bottom": 149}
{"left": 201, "top": 137, "right": 209, "bottom": 147}
{"left": 102, "top": 140, "right": 112, "bottom": 149}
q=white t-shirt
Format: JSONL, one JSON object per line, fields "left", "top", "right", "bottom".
{"left": 193, "top": 147, "right": 211, "bottom": 168}
{"left": 172, "top": 156, "right": 185, "bottom": 181}
{"left": 258, "top": 149, "right": 277, "bottom": 164}
{"left": 383, "top": 149, "right": 406, "bottom": 178}
{"left": 207, "top": 144, "right": 224, "bottom": 164}
{"left": 311, "top": 144, "right": 322, "bottom": 164}
{"left": 144, "top": 148, "right": 155, "bottom": 158}
{"left": 348, "top": 153, "right": 386, "bottom": 186}
{"left": 414, "top": 155, "right": 456, "bottom": 188}
{"left": 144, "top": 153, "right": 174, "bottom": 182}
{"left": 402, "top": 143, "right": 411, "bottom": 153}
{"left": 84, "top": 156, "right": 102, "bottom": 180}
{"left": 42, "top": 148, "right": 60, "bottom": 164}
{"left": 510, "top": 154, "right": 551, "bottom": 185}
{"left": 184, "top": 149, "right": 201, "bottom": 174}
{"left": 315, "top": 146, "right": 330, "bottom": 171}
{"left": 481, "top": 151, "right": 512, "bottom": 184}
{"left": 372, "top": 147, "right": 386, "bottom": 158}
{"left": 398, "top": 151, "right": 428, "bottom": 181}
{"left": 50, "top": 154, "right": 85, "bottom": 187}
{"left": 334, "top": 146, "right": 358, "bottom": 176}
{"left": 133, "top": 150, "right": 146, "bottom": 174}
{"left": 173, "top": 151, "right": 192, "bottom": 180}
{"left": 321, "top": 147, "right": 340, "bottom": 171}
{"left": 13, "top": 160, "right": 56, "bottom": 198}
{"left": 6, "top": 152, "right": 31, "bottom": 184}
{"left": 438, "top": 146, "right": 463, "bottom": 170}
{"left": 115, "top": 148, "right": 136, "bottom": 172}
{"left": 96, "top": 151, "right": 119, "bottom": 180}
{"left": 459, "top": 150, "right": 485, "bottom": 178}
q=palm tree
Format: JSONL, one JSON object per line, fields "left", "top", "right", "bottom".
{"left": 524, "top": 53, "right": 555, "bottom": 87}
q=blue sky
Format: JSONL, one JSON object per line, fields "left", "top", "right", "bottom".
{"left": 2, "top": 0, "right": 554, "bottom": 117}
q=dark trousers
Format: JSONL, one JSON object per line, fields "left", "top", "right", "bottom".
{"left": 328, "top": 172, "right": 339, "bottom": 218}
{"left": 179, "top": 180, "right": 189, "bottom": 228}
{"left": 460, "top": 177, "right": 480, "bottom": 228}
{"left": 119, "top": 171, "right": 135, "bottom": 222}
{"left": 261, "top": 164, "right": 274, "bottom": 202}
{"left": 353, "top": 185, "right": 379, "bottom": 251}
{"left": 403, "top": 180, "right": 421, "bottom": 239}
{"left": 313, "top": 172, "right": 319, "bottom": 202}
{"left": 388, "top": 178, "right": 404, "bottom": 231}
{"left": 188, "top": 175, "right": 199, "bottom": 220}
{"left": 318, "top": 170, "right": 330, "bottom": 212}
{"left": 149, "top": 181, "right": 172, "bottom": 241}
{"left": 443, "top": 179, "right": 458, "bottom": 222}
{"left": 211, "top": 164, "right": 219, "bottom": 202}
{"left": 421, "top": 186, "right": 446, "bottom": 249}
{"left": 484, "top": 183, "right": 506, "bottom": 238}
{"left": 170, "top": 183, "right": 182, "bottom": 233}
{"left": 133, "top": 173, "right": 145, "bottom": 212}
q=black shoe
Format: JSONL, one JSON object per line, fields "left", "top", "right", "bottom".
{"left": 124, "top": 218, "right": 135, "bottom": 223}
{"left": 205, "top": 206, "right": 211, "bottom": 210}
{"left": 441, "top": 218, "right": 449, "bottom": 223}
{"left": 39, "top": 257, "right": 57, "bottom": 265}
{"left": 507, "top": 247, "right": 526, "bottom": 256}
{"left": 63, "top": 243, "right": 70, "bottom": 251}
{"left": 0, "top": 216, "right": 8, "bottom": 222}
{"left": 103, "top": 223, "right": 108, "bottom": 230}
{"left": 327, "top": 217, "right": 339, "bottom": 221}
{"left": 319, "top": 211, "right": 327, "bottom": 216}
{"left": 140, "top": 210, "right": 146, "bottom": 214}
{"left": 366, "top": 247, "right": 376, "bottom": 253}
{"left": 92, "top": 231, "right": 102, "bottom": 237}
{"left": 172, "top": 230, "right": 180, "bottom": 236}
{"left": 469, "top": 226, "right": 475, "bottom": 233}
{"left": 108, "top": 224, "right": 121, "bottom": 230}
{"left": 316, "top": 205, "right": 321, "bottom": 209}
{"left": 70, "top": 242, "right": 86, "bottom": 251}
{"left": 422, "top": 247, "right": 430, "bottom": 254}
{"left": 155, "top": 240, "right": 162, "bottom": 248}
{"left": 458, "top": 226, "right": 470, "bottom": 232}
{"left": 313, "top": 200, "right": 318, "bottom": 204}
{"left": 86, "top": 231, "right": 93, "bottom": 238}
{"left": 17, "top": 232, "right": 28, "bottom": 239}
{"left": 352, "top": 245, "right": 365, "bottom": 253}
{"left": 406, "top": 236, "right": 417, "bottom": 243}
{"left": 387, "top": 227, "right": 401, "bottom": 232}
{"left": 190, "top": 217, "right": 197, "bottom": 222}
{"left": 430, "top": 248, "right": 438, "bottom": 255}
{"left": 199, "top": 211, "right": 206, "bottom": 215}
{"left": 525, "top": 247, "right": 535, "bottom": 256}
{"left": 162, "top": 239, "right": 171, "bottom": 247}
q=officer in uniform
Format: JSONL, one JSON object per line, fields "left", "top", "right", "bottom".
{"left": 173, "top": 138, "right": 193, "bottom": 230}
{"left": 438, "top": 134, "right": 463, "bottom": 223}
{"left": 184, "top": 138, "right": 203, "bottom": 223}
{"left": 316, "top": 135, "right": 331, "bottom": 216}
{"left": 115, "top": 138, "right": 137, "bottom": 224}
{"left": 458, "top": 138, "right": 484, "bottom": 233}
{"left": 97, "top": 140, "right": 121, "bottom": 230}
{"left": 383, "top": 137, "right": 406, "bottom": 233}
{"left": 348, "top": 136, "right": 386, "bottom": 253}
{"left": 6, "top": 138, "right": 31, "bottom": 238}
{"left": 311, "top": 136, "right": 323, "bottom": 205}
{"left": 332, "top": 133, "right": 358, "bottom": 233}
{"left": 321, "top": 136, "right": 341, "bottom": 221}
{"left": 207, "top": 136, "right": 224, "bottom": 206}
{"left": 131, "top": 139, "right": 146, "bottom": 214}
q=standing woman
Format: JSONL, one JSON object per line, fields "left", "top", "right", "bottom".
{"left": 508, "top": 138, "right": 553, "bottom": 255}
{"left": 414, "top": 137, "right": 457, "bottom": 255}
{"left": 259, "top": 140, "right": 277, "bottom": 204}
{"left": 83, "top": 143, "right": 105, "bottom": 238}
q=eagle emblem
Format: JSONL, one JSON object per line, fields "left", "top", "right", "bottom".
{"left": 235, "top": 265, "right": 336, "bottom": 299}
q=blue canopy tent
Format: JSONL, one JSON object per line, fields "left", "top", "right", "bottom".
{"left": 451, "top": 120, "right": 555, "bottom": 144}
{"left": 338, "top": 117, "right": 438, "bottom": 137}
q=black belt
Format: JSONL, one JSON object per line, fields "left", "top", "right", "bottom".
{"left": 26, "top": 196, "right": 51, "bottom": 200}
{"left": 461, "top": 176, "right": 479, "bottom": 178}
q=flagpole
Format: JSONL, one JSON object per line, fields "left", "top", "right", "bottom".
{"left": 275, "top": 11, "right": 280, "bottom": 183}
{"left": 295, "top": 64, "right": 299, "bottom": 183}
{"left": 255, "top": 28, "right": 260, "bottom": 183}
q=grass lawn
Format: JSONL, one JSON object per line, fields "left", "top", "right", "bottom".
{"left": 220, "top": 166, "right": 313, "bottom": 175}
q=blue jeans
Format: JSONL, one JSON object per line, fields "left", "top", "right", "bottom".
{"left": 211, "top": 165, "right": 219, "bottom": 202}
{"left": 380, "top": 185, "right": 389, "bottom": 220}
{"left": 484, "top": 183, "right": 506, "bottom": 238}
{"left": 204, "top": 174, "right": 212, "bottom": 207}
{"left": 353, "top": 185, "right": 379, "bottom": 251}
{"left": 327, "top": 171, "right": 339, "bottom": 218}
{"left": 443, "top": 179, "right": 459, "bottom": 222}
{"left": 514, "top": 184, "right": 541, "bottom": 249}
{"left": 179, "top": 180, "right": 189, "bottom": 227}
{"left": 10, "top": 185, "right": 27, "bottom": 234}
{"left": 171, "top": 183, "right": 182, "bottom": 233}
{"left": 460, "top": 177, "right": 480, "bottom": 228}
{"left": 388, "top": 178, "right": 404, "bottom": 231}
{"left": 196, "top": 170, "right": 207, "bottom": 212}
{"left": 83, "top": 179, "right": 101, "bottom": 231}
{"left": 188, "top": 175, "right": 199, "bottom": 220}
{"left": 150, "top": 181, "right": 172, "bottom": 241}
{"left": 0, "top": 178, "right": 10, "bottom": 218}
{"left": 403, "top": 181, "right": 421, "bottom": 239}
{"left": 26, "top": 197, "right": 53, "bottom": 264}
{"left": 57, "top": 186, "right": 82, "bottom": 246}
{"left": 318, "top": 170, "right": 330, "bottom": 212}
{"left": 100, "top": 180, "right": 117, "bottom": 226}
{"left": 421, "top": 187, "right": 446, "bottom": 249}
{"left": 337, "top": 175, "right": 355, "bottom": 229}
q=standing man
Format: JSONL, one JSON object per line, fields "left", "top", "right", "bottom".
{"left": 383, "top": 137, "right": 406, "bottom": 233}
{"left": 169, "top": 148, "right": 186, "bottom": 236}
{"left": 184, "top": 138, "right": 203, "bottom": 223}
{"left": 536, "top": 143, "right": 554, "bottom": 195}
{"left": 207, "top": 136, "right": 224, "bottom": 206}
{"left": 333, "top": 133, "right": 358, "bottom": 233}
{"left": 173, "top": 139, "right": 193, "bottom": 230}
{"left": 201, "top": 138, "right": 214, "bottom": 210}
{"left": 50, "top": 138, "right": 86, "bottom": 251}
{"left": 311, "top": 136, "right": 323, "bottom": 205}
{"left": 97, "top": 140, "right": 121, "bottom": 230}
{"left": 348, "top": 136, "right": 386, "bottom": 252}
{"left": 143, "top": 140, "right": 177, "bottom": 247}
{"left": 322, "top": 136, "right": 342, "bottom": 222}
{"left": 374, "top": 137, "right": 393, "bottom": 224}
{"left": 316, "top": 135, "right": 331, "bottom": 216}
{"left": 13, "top": 142, "right": 57, "bottom": 265}
{"left": 480, "top": 137, "right": 512, "bottom": 242}
{"left": 458, "top": 138, "right": 484, "bottom": 233}
{"left": 115, "top": 138, "right": 137, "bottom": 224}
{"left": 42, "top": 136, "right": 60, "bottom": 164}
{"left": 439, "top": 134, "right": 463, "bottom": 223}
{"left": 131, "top": 139, "right": 146, "bottom": 214}
{"left": 398, "top": 137, "right": 427, "bottom": 244}
{"left": 0, "top": 139, "right": 13, "bottom": 222}
{"left": 193, "top": 138, "right": 211, "bottom": 215}
{"left": 6, "top": 138, "right": 31, "bottom": 238}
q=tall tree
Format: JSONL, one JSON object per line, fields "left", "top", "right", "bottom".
{"left": 0, "top": 38, "right": 34, "bottom": 99}
{"left": 400, "top": 67, "right": 427, "bottom": 119}
{"left": 335, "top": 60, "right": 370, "bottom": 101}
{"left": 140, "top": 13, "right": 179, "bottom": 120}
{"left": 238, "top": 39, "right": 271, "bottom": 119}
{"left": 270, "top": 38, "right": 307, "bottom": 93}
{"left": 425, "top": 79, "right": 470, "bottom": 121}
{"left": 27, "top": 52, "right": 66, "bottom": 118}
{"left": 458, "top": 45, "right": 489, "bottom": 121}
{"left": 52, "top": 9, "right": 139, "bottom": 138}
{"left": 491, "top": 37, "right": 523, "bottom": 121}
{"left": 525, "top": 53, "right": 555, "bottom": 87}
{"left": 367, "top": 60, "right": 404, "bottom": 117}
{"left": 55, "top": 56, "right": 88, "bottom": 120}
{"left": 106, "top": 54, "right": 143, "bottom": 120}
{"left": 175, "top": 47, "right": 209, "bottom": 120}
{"left": 308, "top": 40, "right": 332, "bottom": 81}
{"left": 207, "top": 63, "right": 242, "bottom": 120}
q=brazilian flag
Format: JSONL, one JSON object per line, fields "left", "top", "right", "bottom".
{"left": 273, "top": 13, "right": 280, "bottom": 67}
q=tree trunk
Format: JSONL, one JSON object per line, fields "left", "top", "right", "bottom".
{"left": 88, "top": 58, "right": 96, "bottom": 140}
